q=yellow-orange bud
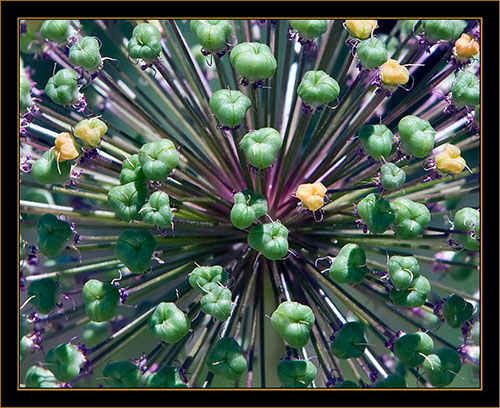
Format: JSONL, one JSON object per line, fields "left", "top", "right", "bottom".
{"left": 295, "top": 182, "right": 327, "bottom": 211}
{"left": 345, "top": 20, "right": 378, "bottom": 40}
{"left": 434, "top": 143, "right": 466, "bottom": 174}
{"left": 379, "top": 59, "right": 410, "bottom": 87}
{"left": 53, "top": 132, "right": 80, "bottom": 162}
{"left": 454, "top": 33, "right": 479, "bottom": 60}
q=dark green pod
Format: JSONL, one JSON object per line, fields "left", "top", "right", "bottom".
{"left": 82, "top": 279, "right": 120, "bottom": 322}
{"left": 206, "top": 337, "right": 248, "bottom": 380}
{"left": 114, "top": 229, "right": 157, "bottom": 274}
{"left": 330, "top": 321, "right": 367, "bottom": 359}
{"left": 329, "top": 243, "right": 368, "bottom": 284}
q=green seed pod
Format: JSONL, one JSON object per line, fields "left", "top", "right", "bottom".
{"left": 40, "top": 20, "right": 74, "bottom": 43}
{"left": 20, "top": 74, "right": 32, "bottom": 113}
{"left": 398, "top": 115, "right": 436, "bottom": 158}
{"left": 230, "top": 42, "right": 277, "bottom": 81}
{"left": 330, "top": 321, "right": 367, "bottom": 359}
{"left": 69, "top": 36, "right": 102, "bottom": 73}
{"left": 358, "top": 123, "right": 393, "bottom": 160}
{"left": 200, "top": 285, "right": 232, "bottom": 321}
{"left": 442, "top": 294, "right": 474, "bottom": 328}
{"left": 107, "top": 181, "right": 148, "bottom": 222}
{"left": 230, "top": 189, "right": 268, "bottom": 230}
{"left": 190, "top": 20, "right": 233, "bottom": 53}
{"left": 277, "top": 359, "right": 317, "bottom": 388}
{"left": 102, "top": 360, "right": 144, "bottom": 387}
{"left": 451, "top": 20, "right": 468, "bottom": 40}
{"left": 206, "top": 337, "right": 248, "bottom": 380}
{"left": 27, "top": 278, "right": 60, "bottom": 315}
{"left": 114, "top": 229, "right": 157, "bottom": 274}
{"left": 448, "top": 252, "right": 477, "bottom": 281}
{"left": 44, "top": 68, "right": 80, "bottom": 106}
{"left": 119, "top": 154, "right": 146, "bottom": 185}
{"left": 451, "top": 71, "right": 480, "bottom": 109}
{"left": 20, "top": 29, "right": 42, "bottom": 55}
{"left": 145, "top": 366, "right": 187, "bottom": 388}
{"left": 20, "top": 335, "right": 36, "bottom": 363}
{"left": 422, "top": 348, "right": 461, "bottom": 387}
{"left": 240, "top": 127, "right": 283, "bottom": 169}
{"left": 209, "top": 89, "right": 251, "bottom": 128}
{"left": 387, "top": 255, "right": 420, "bottom": 291}
{"left": 453, "top": 207, "right": 480, "bottom": 251}
{"left": 82, "top": 279, "right": 120, "bottom": 322}
{"left": 290, "top": 20, "right": 328, "bottom": 40}
{"left": 390, "top": 197, "right": 431, "bottom": 239}
{"left": 247, "top": 222, "right": 289, "bottom": 261}
{"left": 356, "top": 193, "right": 395, "bottom": 234}
{"left": 389, "top": 274, "right": 430, "bottom": 307}
{"left": 140, "top": 191, "right": 173, "bottom": 228}
{"left": 400, "top": 20, "right": 421, "bottom": 37}
{"left": 374, "top": 374, "right": 407, "bottom": 388}
{"left": 37, "top": 213, "right": 73, "bottom": 258}
{"left": 334, "top": 380, "right": 359, "bottom": 388}
{"left": 45, "top": 343, "right": 86, "bottom": 383}
{"left": 24, "top": 365, "right": 60, "bottom": 388}
{"left": 393, "top": 332, "right": 434, "bottom": 368}
{"left": 189, "top": 265, "right": 228, "bottom": 293}
{"left": 127, "top": 23, "right": 162, "bottom": 62}
{"left": 328, "top": 243, "right": 368, "bottom": 284}
{"left": 81, "top": 321, "right": 109, "bottom": 348}
{"left": 270, "top": 301, "right": 315, "bottom": 349}
{"left": 380, "top": 162, "right": 406, "bottom": 190}
{"left": 149, "top": 302, "right": 191, "bottom": 343}
{"left": 31, "top": 150, "right": 72, "bottom": 185}
{"left": 356, "top": 37, "right": 388, "bottom": 70}
{"left": 296, "top": 70, "right": 340, "bottom": 107}
{"left": 138, "top": 139, "right": 179, "bottom": 181}
{"left": 422, "top": 20, "right": 457, "bottom": 42}
{"left": 73, "top": 117, "right": 108, "bottom": 147}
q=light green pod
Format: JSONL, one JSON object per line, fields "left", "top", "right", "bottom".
{"left": 380, "top": 162, "right": 406, "bottom": 190}
{"left": 119, "top": 154, "right": 146, "bottom": 185}
{"left": 190, "top": 20, "right": 233, "bottom": 53}
{"left": 206, "top": 337, "right": 248, "bottom": 380}
{"left": 422, "top": 20, "right": 457, "bottom": 42}
{"left": 247, "top": 222, "right": 289, "bottom": 261}
{"left": 329, "top": 243, "right": 368, "bottom": 284}
{"left": 270, "top": 301, "right": 315, "bottom": 349}
{"left": 44, "top": 68, "right": 80, "bottom": 106}
{"left": 356, "top": 193, "right": 395, "bottom": 234}
{"left": 230, "top": 42, "right": 277, "bottom": 81}
{"left": 390, "top": 197, "right": 431, "bottom": 239}
{"left": 138, "top": 139, "right": 179, "bottom": 181}
{"left": 107, "top": 181, "right": 148, "bottom": 222}
{"left": 69, "top": 36, "right": 102, "bottom": 72}
{"left": 356, "top": 37, "right": 388, "bottom": 69}
{"left": 127, "top": 23, "right": 162, "bottom": 61}
{"left": 31, "top": 150, "right": 72, "bottom": 185}
{"left": 290, "top": 20, "right": 328, "bottom": 40}
{"left": 387, "top": 255, "right": 420, "bottom": 291}
{"left": 358, "top": 123, "right": 393, "bottom": 160}
{"left": 230, "top": 189, "right": 268, "bottom": 230}
{"left": 209, "top": 89, "right": 251, "bottom": 128}
{"left": 45, "top": 343, "right": 86, "bottom": 383}
{"left": 149, "top": 302, "right": 191, "bottom": 343}
{"left": 453, "top": 207, "right": 480, "bottom": 251}
{"left": 200, "top": 286, "right": 232, "bottom": 321}
{"left": 189, "top": 265, "right": 228, "bottom": 293}
{"left": 20, "top": 74, "right": 32, "bottom": 113}
{"left": 240, "top": 127, "right": 283, "bottom": 169}
{"left": 297, "top": 70, "right": 340, "bottom": 107}
{"left": 451, "top": 71, "right": 480, "bottom": 109}
{"left": 277, "top": 359, "right": 317, "bottom": 388}
{"left": 398, "top": 115, "right": 436, "bottom": 158}
{"left": 82, "top": 279, "right": 120, "bottom": 322}
{"left": 140, "top": 191, "right": 173, "bottom": 228}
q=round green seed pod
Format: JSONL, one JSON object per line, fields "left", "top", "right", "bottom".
{"left": 69, "top": 36, "right": 102, "bottom": 73}
{"left": 189, "top": 265, "right": 228, "bottom": 293}
{"left": 453, "top": 207, "right": 480, "bottom": 251}
{"left": 328, "top": 243, "right": 368, "bottom": 284}
{"left": 380, "top": 162, "right": 406, "bottom": 191}
{"left": 27, "top": 278, "right": 60, "bottom": 315}
{"left": 356, "top": 37, "right": 388, "bottom": 69}
{"left": 102, "top": 360, "right": 144, "bottom": 387}
{"left": 37, "top": 213, "right": 73, "bottom": 258}
{"left": 149, "top": 302, "right": 190, "bottom": 343}
{"left": 31, "top": 150, "right": 72, "bottom": 185}
{"left": 334, "top": 380, "right": 359, "bottom": 388}
{"left": 442, "top": 294, "right": 474, "bottom": 328}
{"left": 190, "top": 20, "right": 233, "bottom": 53}
{"left": 44, "top": 68, "right": 80, "bottom": 106}
{"left": 358, "top": 123, "right": 393, "bottom": 160}
{"left": 277, "top": 359, "right": 317, "bottom": 388}
{"left": 290, "top": 20, "right": 328, "bottom": 40}
{"left": 20, "top": 73, "right": 32, "bottom": 113}
{"left": 390, "top": 197, "right": 431, "bottom": 239}
{"left": 140, "top": 191, "right": 173, "bottom": 228}
{"left": 24, "top": 365, "right": 60, "bottom": 388}
{"left": 387, "top": 255, "right": 420, "bottom": 291}
{"left": 247, "top": 222, "right": 289, "bottom": 261}
{"left": 114, "top": 229, "right": 157, "bottom": 274}
{"left": 209, "top": 89, "right": 251, "bottom": 128}
{"left": 45, "top": 343, "right": 86, "bottom": 383}
{"left": 145, "top": 366, "right": 187, "bottom": 388}
{"left": 73, "top": 117, "right": 108, "bottom": 147}
{"left": 200, "top": 286, "right": 232, "bottom": 321}
{"left": 448, "top": 252, "right": 477, "bottom": 281}
{"left": 230, "top": 42, "right": 277, "bottom": 81}
{"left": 451, "top": 20, "right": 468, "bottom": 40}
{"left": 400, "top": 20, "right": 420, "bottom": 37}
{"left": 206, "top": 337, "right": 248, "bottom": 381}
{"left": 356, "top": 193, "right": 395, "bottom": 234}
{"left": 20, "top": 29, "right": 42, "bottom": 55}
{"left": 40, "top": 20, "right": 73, "bottom": 43}
{"left": 230, "top": 189, "right": 268, "bottom": 230}
{"left": 107, "top": 181, "right": 148, "bottom": 222}
{"left": 423, "top": 348, "right": 461, "bottom": 387}
{"left": 127, "top": 23, "right": 162, "bottom": 62}
{"left": 398, "top": 115, "right": 436, "bottom": 158}
{"left": 422, "top": 20, "right": 457, "bottom": 42}
{"left": 393, "top": 332, "right": 434, "bottom": 368}
{"left": 82, "top": 279, "right": 120, "bottom": 322}
{"left": 389, "top": 274, "right": 430, "bottom": 307}
{"left": 330, "top": 321, "right": 367, "bottom": 359}
{"left": 240, "top": 127, "right": 283, "bottom": 169}
{"left": 374, "top": 374, "right": 407, "bottom": 388}
{"left": 81, "top": 321, "right": 109, "bottom": 348}
{"left": 119, "top": 154, "right": 146, "bottom": 185}
{"left": 297, "top": 70, "right": 340, "bottom": 107}
{"left": 451, "top": 71, "right": 480, "bottom": 109}
{"left": 138, "top": 139, "right": 179, "bottom": 181}
{"left": 270, "top": 301, "right": 315, "bottom": 349}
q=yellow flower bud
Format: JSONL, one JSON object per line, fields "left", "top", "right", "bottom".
{"left": 454, "top": 33, "right": 479, "bottom": 60}
{"left": 379, "top": 59, "right": 409, "bottom": 87}
{"left": 345, "top": 20, "right": 378, "bottom": 40}
{"left": 73, "top": 117, "right": 108, "bottom": 147}
{"left": 434, "top": 143, "right": 466, "bottom": 174}
{"left": 295, "top": 182, "right": 327, "bottom": 211}
{"left": 53, "top": 132, "right": 80, "bottom": 162}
